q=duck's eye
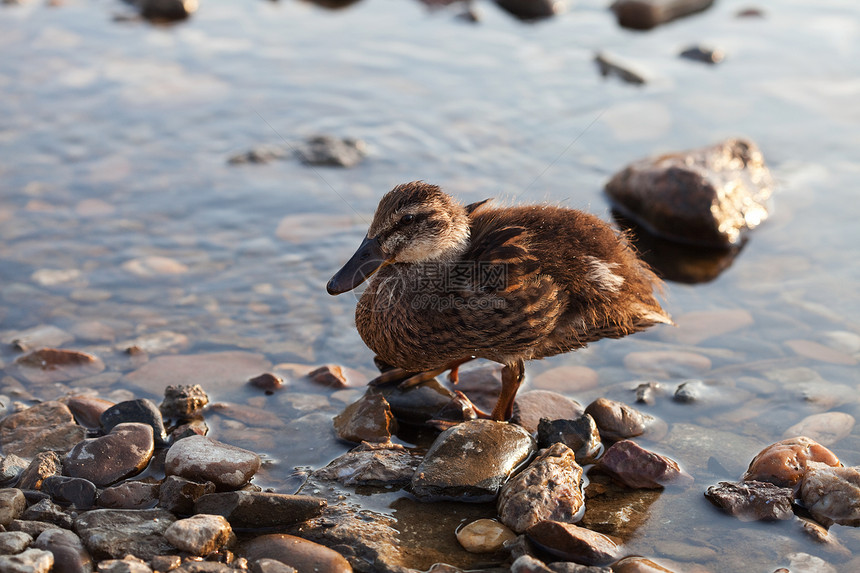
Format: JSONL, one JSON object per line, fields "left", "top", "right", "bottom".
{"left": 399, "top": 214, "right": 415, "bottom": 225}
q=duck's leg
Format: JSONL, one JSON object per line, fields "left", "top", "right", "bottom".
{"left": 489, "top": 359, "right": 525, "bottom": 421}
{"left": 367, "top": 357, "right": 474, "bottom": 389}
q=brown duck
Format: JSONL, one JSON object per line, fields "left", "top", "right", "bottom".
{"left": 327, "top": 181, "right": 671, "bottom": 421}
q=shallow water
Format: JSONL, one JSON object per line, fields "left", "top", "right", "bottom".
{"left": 2, "top": 0, "right": 860, "bottom": 570}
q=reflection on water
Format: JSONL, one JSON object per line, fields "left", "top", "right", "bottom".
{"left": 2, "top": 0, "right": 860, "bottom": 570}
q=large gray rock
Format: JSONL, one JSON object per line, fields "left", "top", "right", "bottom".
{"left": 313, "top": 442, "right": 418, "bottom": 487}
{"left": 605, "top": 138, "right": 773, "bottom": 247}
{"left": 73, "top": 509, "right": 176, "bottom": 560}
{"left": 164, "top": 435, "right": 260, "bottom": 490}
{"left": 32, "top": 528, "right": 93, "bottom": 573}
{"left": 63, "top": 423, "right": 154, "bottom": 487}
{"left": 163, "top": 514, "right": 233, "bottom": 555}
{"left": 411, "top": 419, "right": 536, "bottom": 502}
{"left": 0, "top": 548, "right": 54, "bottom": 572}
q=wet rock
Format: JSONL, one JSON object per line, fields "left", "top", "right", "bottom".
{"left": 165, "top": 435, "right": 260, "bottom": 490}
{"left": 0, "top": 401, "right": 87, "bottom": 459}
{"left": 376, "top": 379, "right": 477, "bottom": 426}
{"left": 742, "top": 436, "right": 841, "bottom": 488}
{"left": 308, "top": 365, "right": 349, "bottom": 388}
{"left": 634, "top": 382, "right": 661, "bottom": 405}
{"left": 0, "top": 454, "right": 28, "bottom": 487}
{"left": 160, "top": 385, "right": 209, "bottom": 419}
{"left": 783, "top": 412, "right": 854, "bottom": 446}
{"left": 250, "top": 559, "right": 298, "bottom": 573}
{"left": 526, "top": 520, "right": 620, "bottom": 566}
{"left": 611, "top": 0, "right": 714, "bottom": 30}
{"left": 32, "top": 528, "right": 92, "bottom": 572}
{"left": 704, "top": 481, "right": 794, "bottom": 521}
{"left": 312, "top": 442, "right": 418, "bottom": 486}
{"left": 799, "top": 462, "right": 860, "bottom": 527}
{"left": 228, "top": 145, "right": 291, "bottom": 165}
{"left": 622, "top": 351, "right": 711, "bottom": 378}
{"left": 99, "top": 481, "right": 160, "bottom": 510}
{"left": 164, "top": 514, "right": 233, "bottom": 555}
{"left": 18, "top": 452, "right": 63, "bottom": 490}
{"left": 495, "top": 0, "right": 566, "bottom": 21}
{"left": 296, "top": 135, "right": 367, "bottom": 168}
{"left": 73, "top": 508, "right": 176, "bottom": 560}
{"left": 0, "top": 488, "right": 27, "bottom": 526}
{"left": 0, "top": 530, "right": 32, "bottom": 553}
{"left": 169, "top": 419, "right": 209, "bottom": 442}
{"left": 333, "top": 394, "right": 397, "bottom": 444}
{"left": 64, "top": 423, "right": 154, "bottom": 487}
{"left": 605, "top": 138, "right": 773, "bottom": 247}
{"left": 124, "top": 352, "right": 271, "bottom": 396}
{"left": 584, "top": 398, "right": 651, "bottom": 442}
{"left": 158, "top": 476, "right": 215, "bottom": 514}
{"left": 138, "top": 0, "right": 198, "bottom": 21}
{"left": 536, "top": 415, "right": 603, "bottom": 466}
{"left": 679, "top": 45, "right": 725, "bottom": 64}
{"left": 598, "top": 440, "right": 692, "bottom": 489}
{"left": 0, "top": 548, "right": 53, "bottom": 572}
{"left": 241, "top": 534, "right": 352, "bottom": 573}
{"left": 411, "top": 419, "right": 536, "bottom": 502}
{"left": 612, "top": 557, "right": 676, "bottom": 572}
{"left": 12, "top": 349, "right": 105, "bottom": 384}
{"left": 456, "top": 518, "right": 516, "bottom": 553}
{"left": 511, "top": 390, "right": 584, "bottom": 434}
{"left": 65, "top": 396, "right": 114, "bottom": 429}
{"left": 248, "top": 373, "right": 285, "bottom": 394}
{"left": 40, "top": 476, "right": 98, "bottom": 509}
{"left": 498, "top": 443, "right": 583, "bottom": 533}
{"left": 101, "top": 399, "right": 167, "bottom": 445}
{"left": 194, "top": 491, "right": 326, "bottom": 529}
{"left": 673, "top": 380, "right": 707, "bottom": 403}
{"left": 22, "top": 498, "right": 74, "bottom": 529}
{"left": 594, "top": 52, "right": 646, "bottom": 85}
{"left": 5, "top": 325, "right": 73, "bottom": 352}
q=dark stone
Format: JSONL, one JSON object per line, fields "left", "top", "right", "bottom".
{"left": 295, "top": 135, "right": 367, "bottom": 168}
{"left": 611, "top": 0, "right": 714, "bottom": 30}
{"left": 194, "top": 491, "right": 326, "bottom": 529}
{"left": 673, "top": 380, "right": 704, "bottom": 403}
{"left": 32, "top": 528, "right": 93, "bottom": 573}
{"left": 498, "top": 443, "right": 584, "bottom": 533}
{"left": 7, "top": 519, "right": 63, "bottom": 537}
{"left": 0, "top": 488, "right": 27, "bottom": 526}
{"left": 494, "top": 0, "right": 565, "bottom": 21}
{"left": 584, "top": 398, "right": 652, "bottom": 442}
{"left": 242, "top": 534, "right": 352, "bottom": 573}
{"left": 101, "top": 399, "right": 167, "bottom": 445}
{"left": 169, "top": 419, "right": 209, "bottom": 442}
{"left": 594, "top": 52, "right": 646, "bottom": 85}
{"left": 411, "top": 419, "right": 536, "bottom": 502}
{"left": 511, "top": 390, "right": 584, "bottom": 435}
{"left": 375, "top": 380, "right": 476, "bottom": 426}
{"left": 164, "top": 435, "right": 260, "bottom": 490}
{"left": 64, "top": 423, "right": 155, "bottom": 487}
{"left": 228, "top": 145, "right": 291, "bottom": 165}
{"left": 158, "top": 475, "right": 215, "bottom": 514}
{"left": 160, "top": 385, "right": 210, "bottom": 419}
{"left": 139, "top": 0, "right": 197, "bottom": 22}
{"left": 18, "top": 452, "right": 63, "bottom": 490}
{"left": 597, "top": 440, "right": 693, "bottom": 489}
{"left": 605, "top": 138, "right": 774, "bottom": 247}
{"left": 73, "top": 508, "right": 177, "bottom": 560}
{"left": 679, "top": 45, "right": 725, "bottom": 64}
{"left": 333, "top": 394, "right": 397, "bottom": 444}
{"left": 65, "top": 396, "right": 114, "bottom": 429}
{"left": 313, "top": 442, "right": 418, "bottom": 487}
{"left": 98, "top": 481, "right": 160, "bottom": 510}
{"left": 526, "top": 520, "right": 620, "bottom": 566}
{"left": 22, "top": 498, "right": 74, "bottom": 529}
{"left": 634, "top": 382, "right": 661, "bottom": 405}
{"left": 248, "top": 373, "right": 285, "bottom": 394}
{"left": 537, "top": 415, "right": 602, "bottom": 465}
{"left": 40, "top": 476, "right": 98, "bottom": 509}
{"left": 704, "top": 480, "right": 793, "bottom": 521}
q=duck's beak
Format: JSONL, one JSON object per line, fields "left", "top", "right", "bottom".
{"left": 327, "top": 235, "right": 388, "bottom": 295}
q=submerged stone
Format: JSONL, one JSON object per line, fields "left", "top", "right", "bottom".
{"left": 800, "top": 462, "right": 860, "bottom": 527}
{"left": 526, "top": 520, "right": 620, "bottom": 566}
{"left": 456, "top": 518, "right": 516, "bottom": 553}
{"left": 295, "top": 135, "right": 367, "bottom": 168}
{"left": 704, "top": 481, "right": 794, "bottom": 521}
{"left": 598, "top": 440, "right": 692, "bottom": 489}
{"left": 411, "top": 419, "right": 535, "bottom": 502}
{"left": 313, "top": 442, "right": 418, "bottom": 487}
{"left": 13, "top": 349, "right": 105, "bottom": 384}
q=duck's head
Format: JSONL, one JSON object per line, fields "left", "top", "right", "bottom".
{"left": 327, "top": 181, "right": 470, "bottom": 295}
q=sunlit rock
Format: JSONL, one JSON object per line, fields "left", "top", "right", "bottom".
{"left": 742, "top": 436, "right": 841, "bottom": 488}
{"left": 800, "top": 462, "right": 860, "bottom": 527}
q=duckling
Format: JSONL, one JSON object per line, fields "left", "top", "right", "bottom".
{"left": 327, "top": 181, "right": 671, "bottom": 421}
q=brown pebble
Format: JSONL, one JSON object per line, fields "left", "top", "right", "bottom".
{"left": 249, "top": 373, "right": 285, "bottom": 393}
